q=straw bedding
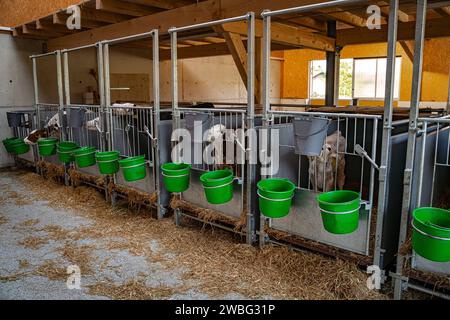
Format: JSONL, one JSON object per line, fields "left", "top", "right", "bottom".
{"left": 170, "top": 197, "right": 247, "bottom": 233}
{"left": 68, "top": 169, "right": 106, "bottom": 189}
{"left": 5, "top": 170, "right": 389, "bottom": 299}
{"left": 110, "top": 183, "right": 158, "bottom": 210}
{"left": 36, "top": 161, "right": 65, "bottom": 182}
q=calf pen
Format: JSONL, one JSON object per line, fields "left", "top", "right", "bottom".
{"left": 168, "top": 13, "right": 257, "bottom": 244}
{"left": 101, "top": 30, "right": 167, "bottom": 218}
{"left": 258, "top": 0, "right": 406, "bottom": 283}
{"left": 6, "top": 109, "right": 37, "bottom": 168}
{"left": 394, "top": 116, "right": 450, "bottom": 300}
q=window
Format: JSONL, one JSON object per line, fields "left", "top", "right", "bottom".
{"left": 308, "top": 57, "right": 401, "bottom": 100}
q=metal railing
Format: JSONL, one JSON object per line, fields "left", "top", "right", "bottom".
{"left": 415, "top": 116, "right": 450, "bottom": 208}
{"left": 267, "top": 110, "right": 380, "bottom": 208}
{"left": 108, "top": 104, "right": 155, "bottom": 166}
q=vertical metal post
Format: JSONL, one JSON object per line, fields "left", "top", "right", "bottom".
{"left": 373, "top": 0, "right": 399, "bottom": 270}
{"left": 246, "top": 12, "right": 256, "bottom": 245}
{"left": 32, "top": 57, "right": 40, "bottom": 109}
{"left": 103, "top": 43, "right": 112, "bottom": 152}
{"left": 152, "top": 29, "right": 164, "bottom": 220}
{"left": 394, "top": 0, "right": 427, "bottom": 300}
{"left": 56, "top": 51, "right": 66, "bottom": 141}
{"left": 325, "top": 21, "right": 338, "bottom": 107}
{"left": 260, "top": 11, "right": 271, "bottom": 247}
{"left": 57, "top": 50, "right": 70, "bottom": 186}
{"left": 63, "top": 51, "right": 71, "bottom": 106}
{"left": 32, "top": 57, "right": 41, "bottom": 172}
{"left": 171, "top": 30, "right": 180, "bottom": 131}
{"left": 97, "top": 43, "right": 106, "bottom": 152}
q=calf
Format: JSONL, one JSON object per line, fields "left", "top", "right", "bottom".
{"left": 308, "top": 131, "right": 346, "bottom": 192}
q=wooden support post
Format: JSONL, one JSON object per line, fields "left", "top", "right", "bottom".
{"left": 215, "top": 26, "right": 261, "bottom": 104}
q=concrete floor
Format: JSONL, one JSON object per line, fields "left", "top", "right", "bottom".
{"left": 0, "top": 170, "right": 246, "bottom": 300}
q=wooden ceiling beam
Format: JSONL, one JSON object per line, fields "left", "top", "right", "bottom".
{"left": 433, "top": 6, "right": 450, "bottom": 17}
{"left": 22, "top": 24, "right": 66, "bottom": 38}
{"left": 337, "top": 17, "right": 450, "bottom": 45}
{"left": 283, "top": 16, "right": 327, "bottom": 32}
{"left": 124, "top": 0, "right": 195, "bottom": 10}
{"left": 53, "top": 12, "right": 108, "bottom": 29}
{"left": 13, "top": 27, "right": 51, "bottom": 40}
{"left": 36, "top": 19, "right": 82, "bottom": 33}
{"left": 95, "top": 0, "right": 163, "bottom": 17}
{"left": 318, "top": 9, "right": 367, "bottom": 27}
{"left": 221, "top": 20, "right": 335, "bottom": 51}
{"left": 46, "top": 0, "right": 333, "bottom": 50}
{"left": 377, "top": 1, "right": 410, "bottom": 22}
{"left": 80, "top": 7, "right": 133, "bottom": 23}
{"left": 399, "top": 40, "right": 414, "bottom": 63}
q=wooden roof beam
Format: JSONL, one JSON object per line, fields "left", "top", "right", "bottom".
{"left": 378, "top": 1, "right": 410, "bottom": 22}
{"left": 22, "top": 24, "right": 67, "bottom": 38}
{"left": 399, "top": 40, "right": 414, "bottom": 63}
{"left": 125, "top": 0, "right": 196, "bottom": 10}
{"left": 318, "top": 9, "right": 367, "bottom": 27}
{"left": 36, "top": 19, "right": 82, "bottom": 33}
{"left": 80, "top": 7, "right": 133, "bottom": 23}
{"left": 337, "top": 17, "right": 450, "bottom": 45}
{"left": 53, "top": 12, "right": 108, "bottom": 29}
{"left": 46, "top": 0, "right": 339, "bottom": 51}
{"left": 95, "top": 0, "right": 163, "bottom": 17}
{"left": 221, "top": 20, "right": 335, "bottom": 52}
{"left": 433, "top": 6, "right": 450, "bottom": 17}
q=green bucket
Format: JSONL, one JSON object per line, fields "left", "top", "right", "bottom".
{"left": 96, "top": 151, "right": 120, "bottom": 175}
{"left": 37, "top": 138, "right": 58, "bottom": 156}
{"left": 317, "top": 190, "right": 361, "bottom": 235}
{"left": 73, "top": 146, "right": 96, "bottom": 168}
{"left": 412, "top": 207, "right": 450, "bottom": 262}
{"left": 200, "top": 169, "right": 234, "bottom": 205}
{"left": 9, "top": 139, "right": 30, "bottom": 155}
{"left": 257, "top": 178, "right": 296, "bottom": 218}
{"left": 119, "top": 155, "right": 147, "bottom": 182}
{"left": 161, "top": 162, "right": 191, "bottom": 193}
{"left": 2, "top": 137, "right": 20, "bottom": 153}
{"left": 57, "top": 141, "right": 79, "bottom": 164}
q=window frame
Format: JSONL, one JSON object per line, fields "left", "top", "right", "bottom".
{"left": 308, "top": 56, "right": 402, "bottom": 101}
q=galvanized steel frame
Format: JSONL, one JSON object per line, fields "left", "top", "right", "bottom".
{"left": 261, "top": 0, "right": 400, "bottom": 280}
{"left": 169, "top": 13, "right": 256, "bottom": 245}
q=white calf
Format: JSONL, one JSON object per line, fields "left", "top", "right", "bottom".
{"left": 308, "top": 131, "right": 346, "bottom": 192}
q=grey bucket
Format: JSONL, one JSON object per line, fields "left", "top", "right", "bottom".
{"left": 68, "top": 108, "right": 87, "bottom": 128}
{"left": 293, "top": 116, "right": 329, "bottom": 156}
{"left": 6, "top": 112, "right": 24, "bottom": 128}
{"left": 185, "top": 112, "right": 213, "bottom": 143}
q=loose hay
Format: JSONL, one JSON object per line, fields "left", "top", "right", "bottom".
{"left": 68, "top": 169, "right": 106, "bottom": 188}
{"left": 18, "top": 236, "right": 49, "bottom": 249}
{"left": 11, "top": 170, "right": 389, "bottom": 300}
{"left": 112, "top": 183, "right": 157, "bottom": 210}
{"left": 88, "top": 279, "right": 179, "bottom": 300}
{"left": 58, "top": 242, "right": 96, "bottom": 275}
{"left": 16, "top": 219, "right": 40, "bottom": 228}
{"left": 170, "top": 197, "right": 246, "bottom": 232}
{"left": 18, "top": 260, "right": 30, "bottom": 269}
{"left": 0, "top": 216, "right": 8, "bottom": 225}
{"left": 36, "top": 161, "right": 65, "bottom": 181}
{"left": 35, "top": 260, "right": 68, "bottom": 281}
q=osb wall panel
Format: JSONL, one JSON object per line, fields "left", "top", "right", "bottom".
{"left": 0, "top": 0, "right": 83, "bottom": 27}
